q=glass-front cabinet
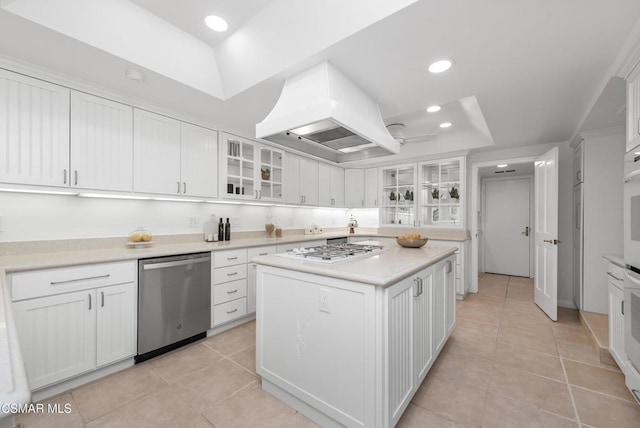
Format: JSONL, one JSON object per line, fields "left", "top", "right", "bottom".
{"left": 221, "top": 133, "right": 283, "bottom": 201}
{"left": 380, "top": 164, "right": 417, "bottom": 226}
{"left": 418, "top": 157, "right": 465, "bottom": 228}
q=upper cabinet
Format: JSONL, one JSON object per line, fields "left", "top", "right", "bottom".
{"left": 418, "top": 157, "right": 465, "bottom": 228}
{"left": 318, "top": 163, "right": 344, "bottom": 207}
{"left": 134, "top": 109, "right": 217, "bottom": 198}
{"left": 283, "top": 152, "right": 318, "bottom": 205}
{"left": 573, "top": 139, "right": 584, "bottom": 186}
{"left": 365, "top": 167, "right": 379, "bottom": 208}
{"left": 0, "top": 69, "right": 70, "bottom": 187}
{"left": 627, "top": 64, "right": 640, "bottom": 153}
{"left": 221, "top": 133, "right": 283, "bottom": 201}
{"left": 380, "top": 164, "right": 417, "bottom": 226}
{"left": 71, "top": 91, "right": 133, "bottom": 192}
{"left": 345, "top": 169, "right": 365, "bottom": 208}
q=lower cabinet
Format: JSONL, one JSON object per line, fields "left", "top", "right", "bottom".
{"left": 247, "top": 246, "right": 277, "bottom": 314}
{"left": 10, "top": 261, "right": 137, "bottom": 390}
{"left": 431, "top": 239, "right": 469, "bottom": 299}
{"left": 386, "top": 255, "right": 455, "bottom": 426}
{"left": 212, "top": 249, "right": 248, "bottom": 326}
{"left": 608, "top": 262, "right": 625, "bottom": 369}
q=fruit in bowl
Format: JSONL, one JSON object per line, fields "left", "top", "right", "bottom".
{"left": 396, "top": 233, "right": 428, "bottom": 248}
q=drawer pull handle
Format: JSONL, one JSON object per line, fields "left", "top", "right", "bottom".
{"left": 88, "top": 293, "right": 92, "bottom": 310}
{"left": 101, "top": 291, "right": 105, "bottom": 307}
{"left": 259, "top": 253, "right": 269, "bottom": 256}
{"left": 51, "top": 274, "right": 110, "bottom": 285}
{"left": 227, "top": 289, "right": 238, "bottom": 294}
{"left": 226, "top": 272, "right": 238, "bottom": 276}
{"left": 227, "top": 257, "right": 238, "bottom": 260}
{"left": 607, "top": 272, "right": 624, "bottom": 282}
{"left": 226, "top": 309, "right": 238, "bottom": 314}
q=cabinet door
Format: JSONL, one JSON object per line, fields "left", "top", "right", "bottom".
{"left": 573, "top": 142, "right": 584, "bottom": 186}
{"left": 386, "top": 276, "right": 416, "bottom": 426}
{"left": 299, "top": 157, "right": 319, "bottom": 205}
{"left": 345, "top": 169, "right": 365, "bottom": 207}
{"left": 627, "top": 65, "right": 640, "bottom": 152}
{"left": 258, "top": 146, "right": 283, "bottom": 201}
{"left": 222, "top": 133, "right": 256, "bottom": 199}
{"left": 365, "top": 167, "right": 378, "bottom": 207}
{"left": 414, "top": 267, "right": 434, "bottom": 384}
{"left": 70, "top": 91, "right": 133, "bottom": 191}
{"left": 318, "top": 163, "right": 332, "bottom": 206}
{"left": 331, "top": 165, "right": 345, "bottom": 207}
{"left": 133, "top": 109, "right": 181, "bottom": 194}
{"left": 96, "top": 283, "right": 137, "bottom": 367}
{"left": 418, "top": 157, "right": 464, "bottom": 228}
{"left": 13, "top": 291, "right": 96, "bottom": 389}
{"left": 0, "top": 69, "right": 70, "bottom": 187}
{"left": 445, "top": 257, "right": 456, "bottom": 336}
{"left": 180, "top": 123, "right": 218, "bottom": 198}
{"left": 283, "top": 152, "right": 301, "bottom": 204}
{"left": 608, "top": 283, "right": 625, "bottom": 368}
{"left": 380, "top": 164, "right": 416, "bottom": 226}
{"left": 433, "top": 260, "right": 447, "bottom": 353}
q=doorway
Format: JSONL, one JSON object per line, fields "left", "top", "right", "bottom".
{"left": 482, "top": 177, "right": 532, "bottom": 277}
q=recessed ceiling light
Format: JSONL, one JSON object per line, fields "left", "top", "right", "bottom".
{"left": 428, "top": 59, "right": 453, "bottom": 73}
{"left": 426, "top": 105, "right": 441, "bottom": 113}
{"left": 204, "top": 15, "right": 228, "bottom": 32}
{"left": 439, "top": 122, "right": 452, "bottom": 128}
{"left": 497, "top": 164, "right": 508, "bottom": 168}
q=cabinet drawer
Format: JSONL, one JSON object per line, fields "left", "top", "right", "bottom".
{"left": 11, "top": 261, "right": 136, "bottom": 302}
{"left": 214, "top": 279, "right": 247, "bottom": 305}
{"left": 214, "top": 249, "right": 247, "bottom": 267}
{"left": 213, "top": 298, "right": 247, "bottom": 325}
{"left": 247, "top": 245, "right": 277, "bottom": 259}
{"left": 276, "top": 242, "right": 300, "bottom": 253}
{"left": 214, "top": 264, "right": 247, "bottom": 284}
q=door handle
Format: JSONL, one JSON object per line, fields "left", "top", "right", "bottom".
{"left": 63, "top": 169, "right": 67, "bottom": 184}
{"left": 101, "top": 291, "right": 105, "bottom": 307}
{"left": 414, "top": 278, "right": 420, "bottom": 297}
{"left": 74, "top": 170, "right": 78, "bottom": 186}
{"left": 522, "top": 226, "right": 529, "bottom": 237}
{"left": 177, "top": 181, "right": 181, "bottom": 194}
{"left": 622, "top": 300, "right": 625, "bottom": 315}
{"left": 543, "top": 239, "right": 561, "bottom": 245}
{"left": 88, "top": 293, "right": 92, "bottom": 310}
{"left": 183, "top": 182, "right": 186, "bottom": 194}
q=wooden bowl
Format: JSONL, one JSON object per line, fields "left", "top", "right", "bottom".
{"left": 396, "top": 237, "right": 428, "bottom": 248}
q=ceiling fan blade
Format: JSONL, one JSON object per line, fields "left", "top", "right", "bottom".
{"left": 404, "top": 133, "right": 438, "bottom": 143}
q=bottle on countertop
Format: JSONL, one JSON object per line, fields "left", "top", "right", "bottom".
{"left": 218, "top": 218, "right": 225, "bottom": 241}
{"left": 225, "top": 218, "right": 231, "bottom": 241}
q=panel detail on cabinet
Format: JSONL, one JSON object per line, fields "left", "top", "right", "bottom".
{"left": 283, "top": 152, "right": 318, "bottom": 205}
{"left": 318, "top": 163, "right": 344, "bottom": 207}
{"left": 96, "top": 283, "right": 137, "bottom": 367}
{"left": 345, "top": 169, "right": 365, "bottom": 207}
{"left": 133, "top": 109, "right": 181, "bottom": 194}
{"left": 180, "top": 123, "right": 218, "bottom": 198}
{"left": 0, "top": 69, "right": 70, "bottom": 186}
{"left": 70, "top": 91, "right": 133, "bottom": 191}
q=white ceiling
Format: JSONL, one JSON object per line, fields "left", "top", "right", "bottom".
{"left": 0, "top": 0, "right": 638, "bottom": 163}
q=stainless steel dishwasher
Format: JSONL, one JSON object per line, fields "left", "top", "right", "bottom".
{"left": 136, "top": 252, "right": 211, "bottom": 363}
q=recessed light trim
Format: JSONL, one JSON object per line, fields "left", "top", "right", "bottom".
{"left": 204, "top": 15, "right": 228, "bottom": 32}
{"left": 426, "top": 105, "right": 441, "bottom": 113}
{"left": 439, "top": 122, "right": 452, "bottom": 128}
{"left": 428, "top": 59, "right": 453, "bottom": 73}
{"left": 497, "top": 164, "right": 508, "bottom": 168}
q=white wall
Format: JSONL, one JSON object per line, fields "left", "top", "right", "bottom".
{"left": 0, "top": 193, "right": 349, "bottom": 242}
{"left": 470, "top": 141, "right": 575, "bottom": 308}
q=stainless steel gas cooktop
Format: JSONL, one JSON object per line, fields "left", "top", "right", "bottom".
{"left": 278, "top": 243, "right": 385, "bottom": 263}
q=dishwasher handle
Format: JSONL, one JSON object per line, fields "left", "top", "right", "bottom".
{"left": 142, "top": 256, "right": 211, "bottom": 270}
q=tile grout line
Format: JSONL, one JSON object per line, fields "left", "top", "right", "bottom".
{"left": 556, "top": 334, "right": 583, "bottom": 427}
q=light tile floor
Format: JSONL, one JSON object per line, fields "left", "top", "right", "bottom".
{"left": 16, "top": 273, "right": 640, "bottom": 427}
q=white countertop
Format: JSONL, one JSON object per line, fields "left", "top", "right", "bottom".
{"left": 0, "top": 229, "right": 467, "bottom": 413}
{"left": 603, "top": 253, "right": 625, "bottom": 268}
{"left": 252, "top": 242, "right": 458, "bottom": 287}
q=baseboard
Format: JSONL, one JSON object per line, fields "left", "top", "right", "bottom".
{"left": 558, "top": 299, "right": 577, "bottom": 309}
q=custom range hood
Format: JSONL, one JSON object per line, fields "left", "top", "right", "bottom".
{"left": 256, "top": 62, "right": 400, "bottom": 163}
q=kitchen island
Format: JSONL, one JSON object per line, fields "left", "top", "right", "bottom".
{"left": 253, "top": 242, "right": 457, "bottom": 428}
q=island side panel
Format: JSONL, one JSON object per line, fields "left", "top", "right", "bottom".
{"left": 256, "top": 265, "right": 377, "bottom": 428}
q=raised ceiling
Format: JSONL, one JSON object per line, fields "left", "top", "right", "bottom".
{"left": 0, "top": 0, "right": 639, "bottom": 164}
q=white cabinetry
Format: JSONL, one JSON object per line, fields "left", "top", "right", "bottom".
{"left": 627, "top": 64, "right": 640, "bottom": 152}
{"left": 380, "top": 164, "right": 417, "bottom": 226}
{"left": 318, "top": 163, "right": 344, "bottom": 207}
{"left": 247, "top": 246, "right": 277, "bottom": 314}
{"left": 0, "top": 69, "right": 70, "bottom": 187}
{"left": 365, "top": 167, "right": 379, "bottom": 208}
{"left": 418, "top": 157, "right": 465, "bottom": 228}
{"left": 345, "top": 169, "right": 365, "bottom": 207}
{"left": 212, "top": 249, "right": 248, "bottom": 326}
{"left": 573, "top": 141, "right": 584, "bottom": 186}
{"left": 607, "top": 262, "right": 626, "bottom": 369}
{"left": 221, "top": 133, "right": 283, "bottom": 201}
{"left": 283, "top": 152, "right": 318, "bottom": 205}
{"left": 572, "top": 133, "right": 624, "bottom": 312}
{"left": 10, "top": 261, "right": 137, "bottom": 390}
{"left": 134, "top": 110, "right": 218, "bottom": 197}
{"left": 70, "top": 91, "right": 133, "bottom": 191}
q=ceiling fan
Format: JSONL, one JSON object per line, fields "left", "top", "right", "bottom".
{"left": 386, "top": 123, "right": 437, "bottom": 145}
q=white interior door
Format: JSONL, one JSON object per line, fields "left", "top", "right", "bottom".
{"left": 484, "top": 178, "right": 531, "bottom": 277}
{"left": 534, "top": 147, "right": 559, "bottom": 321}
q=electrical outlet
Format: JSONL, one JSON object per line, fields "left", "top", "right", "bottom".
{"left": 188, "top": 217, "right": 200, "bottom": 228}
{"left": 318, "top": 289, "right": 331, "bottom": 313}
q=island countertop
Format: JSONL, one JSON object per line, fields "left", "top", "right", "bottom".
{"left": 251, "top": 241, "right": 457, "bottom": 287}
